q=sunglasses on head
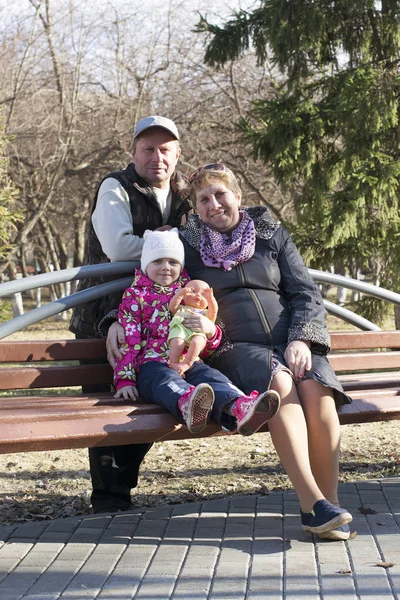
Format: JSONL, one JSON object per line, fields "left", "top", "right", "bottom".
{"left": 188, "top": 163, "right": 230, "bottom": 185}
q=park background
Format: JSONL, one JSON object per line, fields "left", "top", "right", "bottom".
{"left": 0, "top": 0, "right": 399, "bottom": 523}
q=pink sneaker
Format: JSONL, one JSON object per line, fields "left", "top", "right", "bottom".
{"left": 178, "top": 383, "right": 215, "bottom": 433}
{"left": 231, "top": 389, "right": 280, "bottom": 436}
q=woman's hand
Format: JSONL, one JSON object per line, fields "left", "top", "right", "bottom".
{"left": 114, "top": 385, "right": 138, "bottom": 400}
{"left": 106, "top": 321, "right": 126, "bottom": 369}
{"left": 284, "top": 340, "right": 312, "bottom": 382}
{"left": 182, "top": 314, "right": 216, "bottom": 338}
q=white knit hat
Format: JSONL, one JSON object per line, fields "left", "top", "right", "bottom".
{"left": 141, "top": 228, "right": 185, "bottom": 274}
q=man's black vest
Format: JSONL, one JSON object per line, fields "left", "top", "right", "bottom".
{"left": 69, "top": 163, "right": 191, "bottom": 337}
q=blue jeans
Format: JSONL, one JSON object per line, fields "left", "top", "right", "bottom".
{"left": 138, "top": 361, "right": 242, "bottom": 428}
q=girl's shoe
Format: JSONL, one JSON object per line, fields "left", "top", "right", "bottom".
{"left": 178, "top": 384, "right": 214, "bottom": 433}
{"left": 319, "top": 523, "right": 351, "bottom": 541}
{"left": 301, "top": 500, "right": 352, "bottom": 534}
{"left": 231, "top": 389, "right": 280, "bottom": 436}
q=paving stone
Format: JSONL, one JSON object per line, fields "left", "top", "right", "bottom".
{"left": 57, "top": 543, "right": 95, "bottom": 561}
{"left": 0, "top": 479, "right": 398, "bottom": 599}
{"left": 36, "top": 533, "right": 72, "bottom": 544}
{"left": 19, "top": 551, "right": 61, "bottom": 568}
{"left": 0, "top": 541, "right": 33, "bottom": 558}
{"left": 9, "top": 524, "right": 48, "bottom": 540}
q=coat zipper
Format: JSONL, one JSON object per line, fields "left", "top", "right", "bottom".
{"left": 237, "top": 262, "right": 274, "bottom": 387}
{"left": 248, "top": 289, "right": 272, "bottom": 339}
{"left": 237, "top": 264, "right": 272, "bottom": 340}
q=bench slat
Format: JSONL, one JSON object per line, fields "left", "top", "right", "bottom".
{"left": 338, "top": 394, "right": 400, "bottom": 424}
{"left": 0, "top": 393, "right": 397, "bottom": 453}
{"left": 339, "top": 371, "right": 400, "bottom": 391}
{"left": 0, "top": 412, "right": 225, "bottom": 453}
{"left": 329, "top": 351, "right": 400, "bottom": 371}
{"left": 0, "top": 364, "right": 113, "bottom": 390}
{"left": 1, "top": 354, "right": 399, "bottom": 389}
{"left": 0, "top": 339, "right": 107, "bottom": 362}
{"left": 0, "top": 331, "right": 399, "bottom": 363}
{"left": 330, "top": 331, "right": 400, "bottom": 350}
{"left": 0, "top": 397, "right": 164, "bottom": 417}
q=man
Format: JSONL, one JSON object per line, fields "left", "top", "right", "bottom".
{"left": 70, "top": 116, "right": 191, "bottom": 513}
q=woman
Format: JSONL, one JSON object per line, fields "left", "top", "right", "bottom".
{"left": 178, "top": 163, "right": 352, "bottom": 541}
{"left": 107, "top": 163, "right": 352, "bottom": 540}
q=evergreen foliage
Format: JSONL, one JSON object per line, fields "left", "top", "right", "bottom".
{"left": 197, "top": 1, "right": 400, "bottom": 314}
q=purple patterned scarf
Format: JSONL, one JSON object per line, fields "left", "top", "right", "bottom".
{"left": 199, "top": 210, "right": 256, "bottom": 271}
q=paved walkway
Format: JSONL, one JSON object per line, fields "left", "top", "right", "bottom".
{"left": 0, "top": 478, "right": 398, "bottom": 600}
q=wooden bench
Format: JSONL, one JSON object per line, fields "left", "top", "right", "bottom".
{"left": 0, "top": 331, "right": 399, "bottom": 454}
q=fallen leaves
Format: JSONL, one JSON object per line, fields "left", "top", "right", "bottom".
{"left": 358, "top": 506, "right": 377, "bottom": 515}
{"left": 376, "top": 561, "right": 395, "bottom": 568}
{"left": 0, "top": 492, "right": 91, "bottom": 523}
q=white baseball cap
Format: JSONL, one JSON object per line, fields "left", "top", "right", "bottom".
{"left": 133, "top": 115, "right": 179, "bottom": 141}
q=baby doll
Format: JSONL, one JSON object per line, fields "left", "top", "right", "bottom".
{"left": 168, "top": 279, "right": 218, "bottom": 376}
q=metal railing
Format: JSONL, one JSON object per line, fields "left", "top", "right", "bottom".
{"left": 0, "top": 262, "right": 399, "bottom": 340}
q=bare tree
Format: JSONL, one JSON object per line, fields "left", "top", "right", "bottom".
{"left": 0, "top": 0, "right": 290, "bottom": 291}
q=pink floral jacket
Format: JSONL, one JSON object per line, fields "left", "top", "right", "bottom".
{"left": 114, "top": 268, "right": 222, "bottom": 391}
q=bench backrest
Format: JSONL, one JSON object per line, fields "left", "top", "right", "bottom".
{"left": 0, "top": 331, "right": 400, "bottom": 391}
{"left": 0, "top": 339, "right": 111, "bottom": 390}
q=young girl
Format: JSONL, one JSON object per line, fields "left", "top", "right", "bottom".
{"left": 113, "top": 228, "right": 280, "bottom": 436}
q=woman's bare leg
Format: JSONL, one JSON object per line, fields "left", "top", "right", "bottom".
{"left": 268, "top": 372, "right": 324, "bottom": 512}
{"left": 297, "top": 379, "right": 341, "bottom": 505}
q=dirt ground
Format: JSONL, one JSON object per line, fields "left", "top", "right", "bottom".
{"left": 0, "top": 422, "right": 398, "bottom": 525}
{"left": 0, "top": 322, "right": 399, "bottom": 525}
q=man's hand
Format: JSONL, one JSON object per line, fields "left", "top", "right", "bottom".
{"left": 284, "top": 340, "right": 312, "bottom": 382}
{"left": 155, "top": 225, "right": 172, "bottom": 232}
{"left": 106, "top": 321, "right": 126, "bottom": 369}
{"left": 182, "top": 314, "right": 216, "bottom": 338}
{"left": 114, "top": 385, "right": 139, "bottom": 400}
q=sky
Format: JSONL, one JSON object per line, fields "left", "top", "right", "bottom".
{"left": 0, "top": 0, "right": 257, "bottom": 26}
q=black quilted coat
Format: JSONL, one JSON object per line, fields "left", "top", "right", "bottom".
{"left": 180, "top": 207, "right": 351, "bottom": 424}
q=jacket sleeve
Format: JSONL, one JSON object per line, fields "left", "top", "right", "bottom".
{"left": 200, "top": 325, "right": 222, "bottom": 359}
{"left": 92, "top": 178, "right": 145, "bottom": 262}
{"left": 276, "top": 228, "right": 331, "bottom": 354}
{"left": 113, "top": 288, "right": 143, "bottom": 390}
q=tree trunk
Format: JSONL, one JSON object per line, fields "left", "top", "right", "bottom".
{"left": 7, "top": 265, "right": 24, "bottom": 317}
{"left": 394, "top": 306, "right": 400, "bottom": 330}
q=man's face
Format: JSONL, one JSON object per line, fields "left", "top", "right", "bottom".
{"left": 132, "top": 128, "right": 181, "bottom": 189}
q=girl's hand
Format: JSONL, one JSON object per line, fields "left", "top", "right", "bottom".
{"left": 114, "top": 385, "right": 139, "bottom": 400}
{"left": 284, "top": 340, "right": 312, "bottom": 382}
{"left": 182, "top": 314, "right": 216, "bottom": 338}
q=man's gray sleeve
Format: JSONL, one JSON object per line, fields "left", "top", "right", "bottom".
{"left": 92, "top": 177, "right": 144, "bottom": 261}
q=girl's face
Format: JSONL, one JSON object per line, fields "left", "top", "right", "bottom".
{"left": 146, "top": 258, "right": 181, "bottom": 286}
{"left": 194, "top": 181, "right": 241, "bottom": 233}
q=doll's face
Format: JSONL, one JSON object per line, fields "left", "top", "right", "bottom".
{"left": 183, "top": 280, "right": 209, "bottom": 309}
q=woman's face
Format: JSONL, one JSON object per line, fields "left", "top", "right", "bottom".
{"left": 194, "top": 181, "right": 241, "bottom": 233}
